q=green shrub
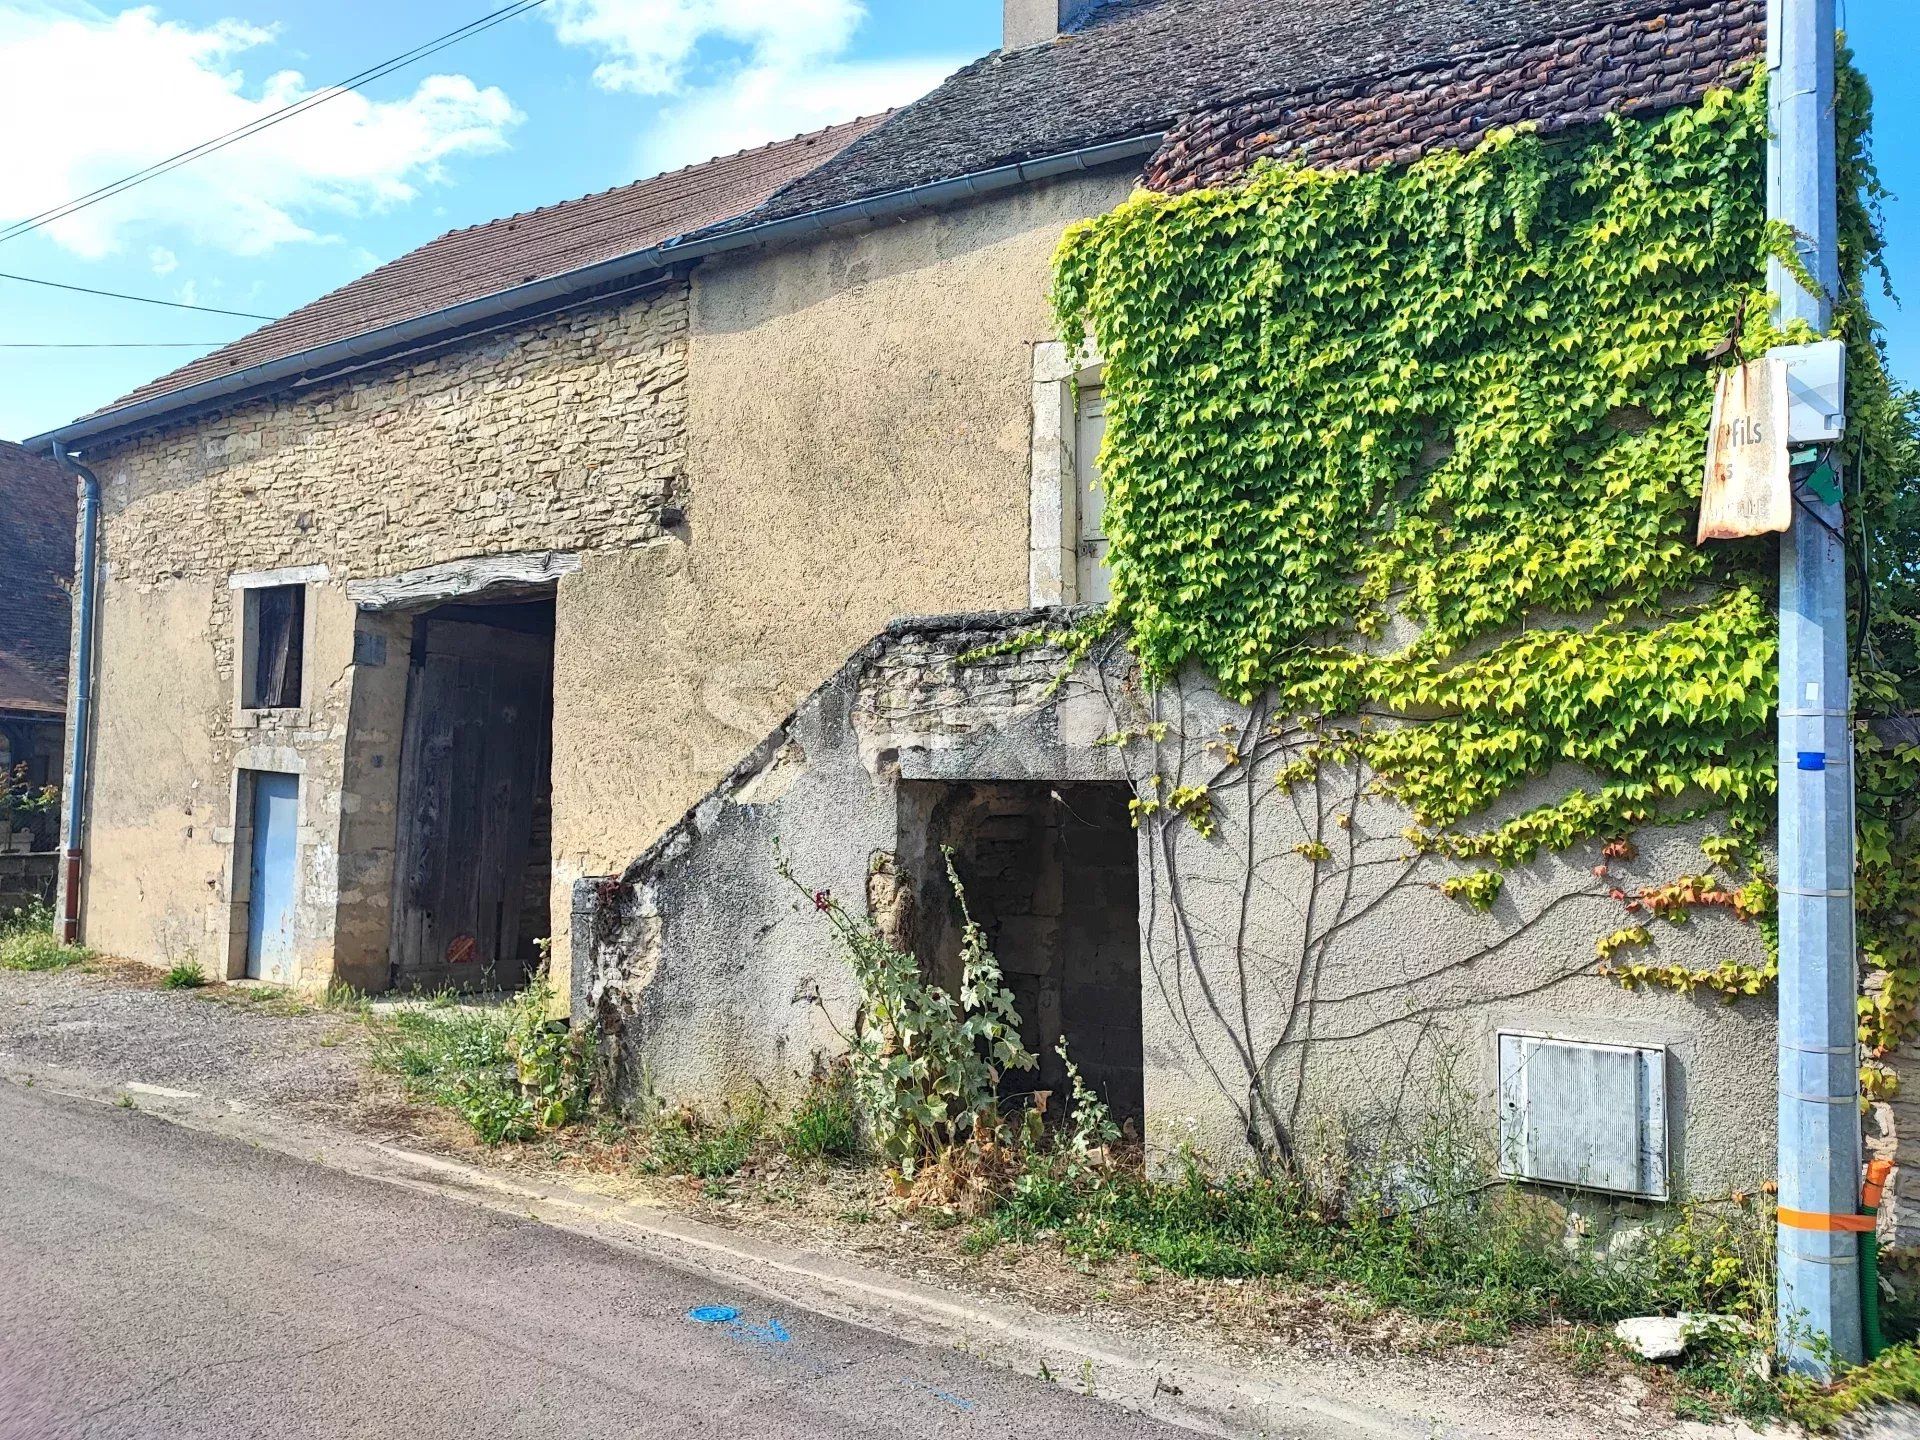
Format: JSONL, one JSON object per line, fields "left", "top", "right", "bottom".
{"left": 370, "top": 982, "right": 589, "bottom": 1145}
{"left": 783, "top": 1067, "right": 862, "bottom": 1161}
{"left": 646, "top": 1097, "right": 767, "bottom": 1178}
{"left": 0, "top": 903, "right": 91, "bottom": 972}
{"left": 162, "top": 961, "right": 207, "bottom": 989}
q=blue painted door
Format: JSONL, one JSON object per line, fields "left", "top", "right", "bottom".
{"left": 246, "top": 772, "right": 300, "bottom": 983}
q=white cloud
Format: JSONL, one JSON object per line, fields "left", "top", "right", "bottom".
{"left": 548, "top": 0, "right": 863, "bottom": 95}
{"left": 635, "top": 55, "right": 952, "bottom": 172}
{"left": 148, "top": 246, "right": 177, "bottom": 275}
{"left": 0, "top": 4, "right": 520, "bottom": 258}
{"left": 546, "top": 0, "right": 956, "bottom": 174}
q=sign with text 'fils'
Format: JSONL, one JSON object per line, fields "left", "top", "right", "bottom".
{"left": 1698, "top": 357, "right": 1790, "bottom": 542}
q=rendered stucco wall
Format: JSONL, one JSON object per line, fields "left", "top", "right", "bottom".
{"left": 581, "top": 612, "right": 1780, "bottom": 1198}
{"left": 543, "top": 169, "right": 1139, "bottom": 1000}
{"left": 76, "top": 287, "right": 687, "bottom": 986}
{"left": 74, "top": 170, "right": 1141, "bottom": 994}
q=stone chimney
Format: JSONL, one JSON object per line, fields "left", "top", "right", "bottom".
{"left": 1003, "top": 0, "right": 1101, "bottom": 51}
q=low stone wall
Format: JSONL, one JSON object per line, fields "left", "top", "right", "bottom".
{"left": 579, "top": 609, "right": 1781, "bottom": 1197}
{"left": 0, "top": 853, "right": 57, "bottom": 914}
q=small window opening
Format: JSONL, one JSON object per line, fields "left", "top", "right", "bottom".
{"left": 245, "top": 584, "right": 305, "bottom": 709}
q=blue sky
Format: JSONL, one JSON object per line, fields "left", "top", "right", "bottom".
{"left": 0, "top": 0, "right": 1915, "bottom": 441}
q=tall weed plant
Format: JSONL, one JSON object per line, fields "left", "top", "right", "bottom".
{"left": 783, "top": 848, "right": 1035, "bottom": 1178}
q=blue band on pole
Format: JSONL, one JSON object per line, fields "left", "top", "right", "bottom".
{"left": 1797, "top": 751, "right": 1826, "bottom": 770}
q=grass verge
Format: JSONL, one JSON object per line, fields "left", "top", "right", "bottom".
{"left": 964, "top": 1153, "right": 1771, "bottom": 1347}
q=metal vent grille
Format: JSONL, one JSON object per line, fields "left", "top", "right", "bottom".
{"left": 1497, "top": 1032, "right": 1669, "bottom": 1199}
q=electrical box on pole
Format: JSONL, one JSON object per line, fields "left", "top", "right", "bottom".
{"left": 1776, "top": 339, "right": 1847, "bottom": 443}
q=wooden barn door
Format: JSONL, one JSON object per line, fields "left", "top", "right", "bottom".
{"left": 389, "top": 613, "right": 552, "bottom": 992}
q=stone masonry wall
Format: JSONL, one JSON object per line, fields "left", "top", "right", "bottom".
{"left": 76, "top": 284, "right": 687, "bottom": 988}
{"left": 90, "top": 284, "right": 687, "bottom": 587}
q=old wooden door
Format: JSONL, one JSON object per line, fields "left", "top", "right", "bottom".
{"left": 388, "top": 616, "right": 551, "bottom": 992}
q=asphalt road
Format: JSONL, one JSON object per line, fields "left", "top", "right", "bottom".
{"left": 0, "top": 1082, "right": 1186, "bottom": 1440}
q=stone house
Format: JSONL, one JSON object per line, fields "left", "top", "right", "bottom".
{"left": 0, "top": 440, "right": 73, "bottom": 903}
{"left": 37, "top": 0, "right": 1822, "bottom": 1200}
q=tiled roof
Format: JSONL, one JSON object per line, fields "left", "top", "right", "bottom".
{"left": 1143, "top": 0, "right": 1764, "bottom": 191}
{"left": 0, "top": 440, "right": 73, "bottom": 717}
{"left": 78, "top": 0, "right": 1763, "bottom": 437}
{"left": 100, "top": 113, "right": 890, "bottom": 415}
{"left": 706, "top": 0, "right": 1732, "bottom": 234}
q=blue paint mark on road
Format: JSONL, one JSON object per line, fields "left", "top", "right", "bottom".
{"left": 904, "top": 1379, "right": 977, "bottom": 1412}
{"left": 686, "top": 1304, "right": 824, "bottom": 1374}
{"left": 686, "top": 1306, "right": 790, "bottom": 1346}
{"left": 736, "top": 1317, "right": 790, "bottom": 1346}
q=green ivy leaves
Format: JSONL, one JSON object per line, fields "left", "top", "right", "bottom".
{"left": 1053, "top": 63, "right": 1920, "bottom": 1078}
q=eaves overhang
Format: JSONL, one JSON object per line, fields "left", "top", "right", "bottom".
{"left": 28, "top": 133, "right": 1161, "bottom": 457}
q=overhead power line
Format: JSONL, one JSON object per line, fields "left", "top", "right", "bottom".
{"left": 0, "top": 271, "right": 275, "bottom": 320}
{"left": 0, "top": 0, "right": 552, "bottom": 248}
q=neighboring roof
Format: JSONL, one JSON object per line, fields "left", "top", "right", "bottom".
{"left": 1145, "top": 0, "right": 1764, "bottom": 190}
{"left": 99, "top": 113, "right": 890, "bottom": 417}
{"left": 0, "top": 653, "right": 62, "bottom": 719}
{"left": 711, "top": 0, "right": 1727, "bottom": 234}
{"left": 0, "top": 440, "right": 73, "bottom": 718}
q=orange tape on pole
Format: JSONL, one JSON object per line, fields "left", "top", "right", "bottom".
{"left": 1778, "top": 1206, "right": 1876, "bottom": 1233}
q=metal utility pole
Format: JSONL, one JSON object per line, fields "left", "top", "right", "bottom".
{"left": 1770, "top": 0, "right": 1862, "bottom": 1377}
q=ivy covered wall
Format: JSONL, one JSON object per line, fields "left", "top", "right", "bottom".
{"left": 1050, "top": 65, "right": 1920, "bottom": 1119}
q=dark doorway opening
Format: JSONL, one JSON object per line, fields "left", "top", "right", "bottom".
{"left": 898, "top": 780, "right": 1143, "bottom": 1130}
{"left": 388, "top": 594, "right": 554, "bottom": 993}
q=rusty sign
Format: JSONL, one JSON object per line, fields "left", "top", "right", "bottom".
{"left": 1698, "top": 357, "right": 1790, "bottom": 542}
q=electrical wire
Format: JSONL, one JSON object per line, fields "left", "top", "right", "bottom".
{"left": 0, "top": 0, "right": 552, "bottom": 248}
{"left": 0, "top": 271, "right": 274, "bottom": 320}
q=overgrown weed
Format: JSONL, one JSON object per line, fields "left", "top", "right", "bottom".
{"left": 0, "top": 901, "right": 91, "bottom": 972}
{"left": 781, "top": 1064, "right": 861, "bottom": 1161}
{"left": 369, "top": 980, "right": 589, "bottom": 1144}
{"left": 968, "top": 1090, "right": 1775, "bottom": 1350}
{"left": 643, "top": 1095, "right": 769, "bottom": 1178}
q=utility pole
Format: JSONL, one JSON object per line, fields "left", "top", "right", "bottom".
{"left": 1770, "top": 0, "right": 1861, "bottom": 1377}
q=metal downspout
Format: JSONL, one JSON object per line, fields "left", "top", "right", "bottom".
{"left": 48, "top": 448, "right": 100, "bottom": 947}
{"left": 1769, "top": 0, "right": 1861, "bottom": 1376}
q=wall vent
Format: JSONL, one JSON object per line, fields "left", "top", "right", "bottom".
{"left": 1497, "top": 1032, "right": 1669, "bottom": 1199}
